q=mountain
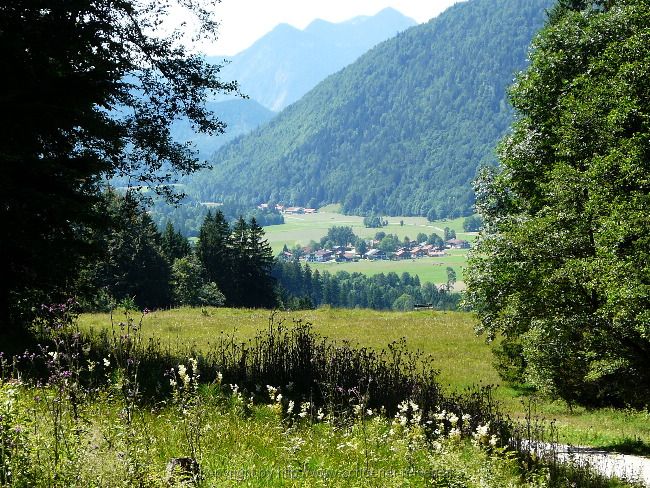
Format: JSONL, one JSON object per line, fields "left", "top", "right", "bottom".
{"left": 171, "top": 99, "right": 274, "bottom": 159}
{"left": 186, "top": 0, "right": 554, "bottom": 218}
{"left": 209, "top": 8, "right": 416, "bottom": 111}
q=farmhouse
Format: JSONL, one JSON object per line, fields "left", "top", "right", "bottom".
{"left": 365, "top": 249, "right": 387, "bottom": 260}
{"left": 446, "top": 238, "right": 470, "bottom": 249}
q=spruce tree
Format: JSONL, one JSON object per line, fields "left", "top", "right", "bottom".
{"left": 197, "top": 211, "right": 233, "bottom": 302}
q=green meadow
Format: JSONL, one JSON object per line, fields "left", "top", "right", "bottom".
{"left": 263, "top": 209, "right": 474, "bottom": 285}
{"left": 307, "top": 251, "right": 468, "bottom": 289}
{"left": 79, "top": 307, "right": 650, "bottom": 452}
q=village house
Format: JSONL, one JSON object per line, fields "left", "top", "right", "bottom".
{"left": 446, "top": 238, "right": 470, "bottom": 249}
{"left": 365, "top": 249, "right": 387, "bottom": 260}
{"left": 393, "top": 248, "right": 410, "bottom": 260}
{"left": 310, "top": 249, "right": 334, "bottom": 262}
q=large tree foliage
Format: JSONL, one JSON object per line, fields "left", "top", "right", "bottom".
{"left": 197, "top": 212, "right": 276, "bottom": 308}
{"left": 0, "top": 0, "right": 236, "bottom": 330}
{"left": 465, "top": 0, "right": 650, "bottom": 407}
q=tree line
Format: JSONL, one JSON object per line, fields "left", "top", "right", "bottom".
{"left": 273, "top": 260, "right": 460, "bottom": 311}
{"left": 79, "top": 195, "right": 276, "bottom": 311}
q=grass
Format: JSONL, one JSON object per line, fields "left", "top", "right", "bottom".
{"left": 263, "top": 209, "right": 473, "bottom": 285}
{"left": 79, "top": 307, "right": 650, "bottom": 453}
{"left": 263, "top": 211, "right": 475, "bottom": 254}
{"left": 0, "top": 380, "right": 557, "bottom": 487}
{"left": 307, "top": 250, "right": 468, "bottom": 287}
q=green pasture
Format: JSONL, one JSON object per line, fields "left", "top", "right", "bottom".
{"left": 79, "top": 307, "right": 650, "bottom": 452}
{"left": 263, "top": 210, "right": 475, "bottom": 254}
{"left": 307, "top": 251, "right": 468, "bottom": 287}
{"left": 262, "top": 209, "right": 475, "bottom": 284}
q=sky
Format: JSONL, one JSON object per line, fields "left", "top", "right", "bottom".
{"left": 199, "top": 0, "right": 465, "bottom": 56}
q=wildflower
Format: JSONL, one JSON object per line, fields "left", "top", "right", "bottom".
{"left": 316, "top": 408, "right": 325, "bottom": 421}
{"left": 178, "top": 364, "right": 190, "bottom": 388}
{"left": 448, "top": 413, "right": 459, "bottom": 426}
{"left": 189, "top": 357, "right": 198, "bottom": 376}
{"left": 103, "top": 357, "right": 110, "bottom": 367}
{"left": 299, "top": 402, "right": 310, "bottom": 418}
{"left": 287, "top": 400, "right": 295, "bottom": 414}
{"left": 489, "top": 434, "right": 498, "bottom": 447}
{"left": 448, "top": 427, "right": 461, "bottom": 440}
{"left": 216, "top": 372, "right": 223, "bottom": 384}
{"left": 473, "top": 422, "right": 491, "bottom": 446}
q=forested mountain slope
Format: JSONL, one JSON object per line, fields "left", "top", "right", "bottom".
{"left": 171, "top": 99, "right": 274, "bottom": 158}
{"left": 209, "top": 8, "right": 416, "bottom": 111}
{"left": 188, "top": 0, "right": 554, "bottom": 217}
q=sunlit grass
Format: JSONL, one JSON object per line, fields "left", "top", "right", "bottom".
{"left": 79, "top": 307, "right": 650, "bottom": 451}
{"left": 263, "top": 211, "right": 473, "bottom": 254}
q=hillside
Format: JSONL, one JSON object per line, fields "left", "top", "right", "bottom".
{"left": 187, "top": 0, "right": 554, "bottom": 218}
{"left": 209, "top": 8, "right": 416, "bottom": 111}
{"left": 170, "top": 99, "right": 274, "bottom": 159}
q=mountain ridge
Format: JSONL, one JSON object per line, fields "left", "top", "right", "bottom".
{"left": 208, "top": 9, "right": 417, "bottom": 111}
{"left": 185, "top": 0, "right": 554, "bottom": 218}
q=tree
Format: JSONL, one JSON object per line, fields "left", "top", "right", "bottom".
{"left": 0, "top": 0, "right": 237, "bottom": 331}
{"left": 392, "top": 294, "right": 415, "bottom": 312}
{"left": 321, "top": 226, "right": 357, "bottom": 247}
{"left": 239, "top": 218, "right": 276, "bottom": 308}
{"left": 161, "top": 222, "right": 191, "bottom": 264}
{"left": 443, "top": 227, "right": 456, "bottom": 241}
{"left": 462, "top": 215, "right": 483, "bottom": 232}
{"left": 87, "top": 194, "right": 171, "bottom": 309}
{"left": 465, "top": 0, "right": 650, "bottom": 407}
{"left": 197, "top": 211, "right": 233, "bottom": 300}
{"left": 171, "top": 254, "right": 224, "bottom": 307}
{"left": 445, "top": 267, "right": 457, "bottom": 292}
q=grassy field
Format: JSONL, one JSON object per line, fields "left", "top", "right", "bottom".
{"left": 307, "top": 251, "right": 468, "bottom": 289}
{"left": 263, "top": 210, "right": 473, "bottom": 252}
{"left": 262, "top": 209, "right": 474, "bottom": 284}
{"left": 0, "top": 380, "right": 562, "bottom": 487}
{"left": 79, "top": 307, "right": 650, "bottom": 452}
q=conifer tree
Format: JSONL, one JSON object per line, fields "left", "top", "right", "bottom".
{"left": 197, "top": 211, "right": 233, "bottom": 301}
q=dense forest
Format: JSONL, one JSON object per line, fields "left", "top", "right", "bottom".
{"left": 185, "top": 0, "right": 554, "bottom": 218}
{"left": 273, "top": 260, "right": 460, "bottom": 311}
